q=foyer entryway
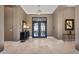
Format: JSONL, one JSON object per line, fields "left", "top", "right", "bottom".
{"left": 32, "top": 17, "right": 47, "bottom": 38}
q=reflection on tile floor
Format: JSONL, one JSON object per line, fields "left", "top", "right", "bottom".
{"left": 1, "top": 37, "right": 76, "bottom": 54}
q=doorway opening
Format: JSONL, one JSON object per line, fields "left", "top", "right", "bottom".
{"left": 32, "top": 17, "right": 47, "bottom": 38}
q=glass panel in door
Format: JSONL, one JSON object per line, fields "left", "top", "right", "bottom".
{"left": 40, "top": 22, "right": 46, "bottom": 37}
{"left": 33, "top": 22, "right": 39, "bottom": 37}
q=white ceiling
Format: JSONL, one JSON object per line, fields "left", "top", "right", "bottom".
{"left": 21, "top": 5, "right": 58, "bottom": 14}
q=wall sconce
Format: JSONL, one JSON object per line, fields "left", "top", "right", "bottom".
{"left": 22, "top": 20, "right": 30, "bottom": 32}
{"left": 23, "top": 23, "right": 27, "bottom": 29}
{"left": 22, "top": 20, "right": 27, "bottom": 32}
{"left": 26, "top": 25, "right": 30, "bottom": 29}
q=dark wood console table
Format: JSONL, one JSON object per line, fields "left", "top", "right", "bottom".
{"left": 62, "top": 33, "right": 75, "bottom": 41}
{"left": 20, "top": 31, "right": 30, "bottom": 42}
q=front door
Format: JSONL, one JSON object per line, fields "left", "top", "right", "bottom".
{"left": 32, "top": 21, "right": 47, "bottom": 38}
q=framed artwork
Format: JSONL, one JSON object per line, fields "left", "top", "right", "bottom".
{"left": 65, "top": 19, "right": 74, "bottom": 30}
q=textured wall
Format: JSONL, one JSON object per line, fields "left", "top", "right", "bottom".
{"left": 4, "top": 6, "right": 14, "bottom": 41}
{"left": 75, "top": 6, "right": 79, "bottom": 50}
{"left": 52, "top": 6, "right": 75, "bottom": 39}
{"left": 13, "top": 6, "right": 26, "bottom": 41}
{"left": 4, "top": 6, "right": 26, "bottom": 41}
{"left": 0, "top": 6, "right": 4, "bottom": 51}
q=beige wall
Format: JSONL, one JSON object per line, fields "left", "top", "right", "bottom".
{"left": 75, "top": 6, "right": 79, "bottom": 50}
{"left": 13, "top": 6, "right": 26, "bottom": 41}
{"left": 0, "top": 6, "right": 4, "bottom": 51}
{"left": 52, "top": 11, "right": 58, "bottom": 38}
{"left": 26, "top": 14, "right": 54, "bottom": 36}
{"left": 4, "top": 6, "right": 26, "bottom": 41}
{"left": 4, "top": 6, "right": 14, "bottom": 41}
{"left": 52, "top": 6, "right": 75, "bottom": 39}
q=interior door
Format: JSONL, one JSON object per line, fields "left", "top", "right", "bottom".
{"left": 32, "top": 21, "right": 47, "bottom": 38}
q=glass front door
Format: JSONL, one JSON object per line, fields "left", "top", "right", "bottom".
{"left": 32, "top": 21, "right": 47, "bottom": 38}
{"left": 33, "top": 22, "right": 39, "bottom": 37}
{"left": 40, "top": 22, "right": 46, "bottom": 37}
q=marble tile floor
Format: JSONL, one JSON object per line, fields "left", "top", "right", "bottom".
{"left": 1, "top": 37, "right": 76, "bottom": 54}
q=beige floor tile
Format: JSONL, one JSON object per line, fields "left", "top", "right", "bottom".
{"left": 1, "top": 37, "right": 76, "bottom": 54}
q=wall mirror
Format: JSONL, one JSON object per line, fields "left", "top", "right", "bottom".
{"left": 65, "top": 19, "right": 74, "bottom": 30}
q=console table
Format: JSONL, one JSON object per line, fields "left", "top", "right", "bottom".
{"left": 20, "top": 31, "right": 30, "bottom": 42}
{"left": 62, "top": 33, "right": 75, "bottom": 41}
